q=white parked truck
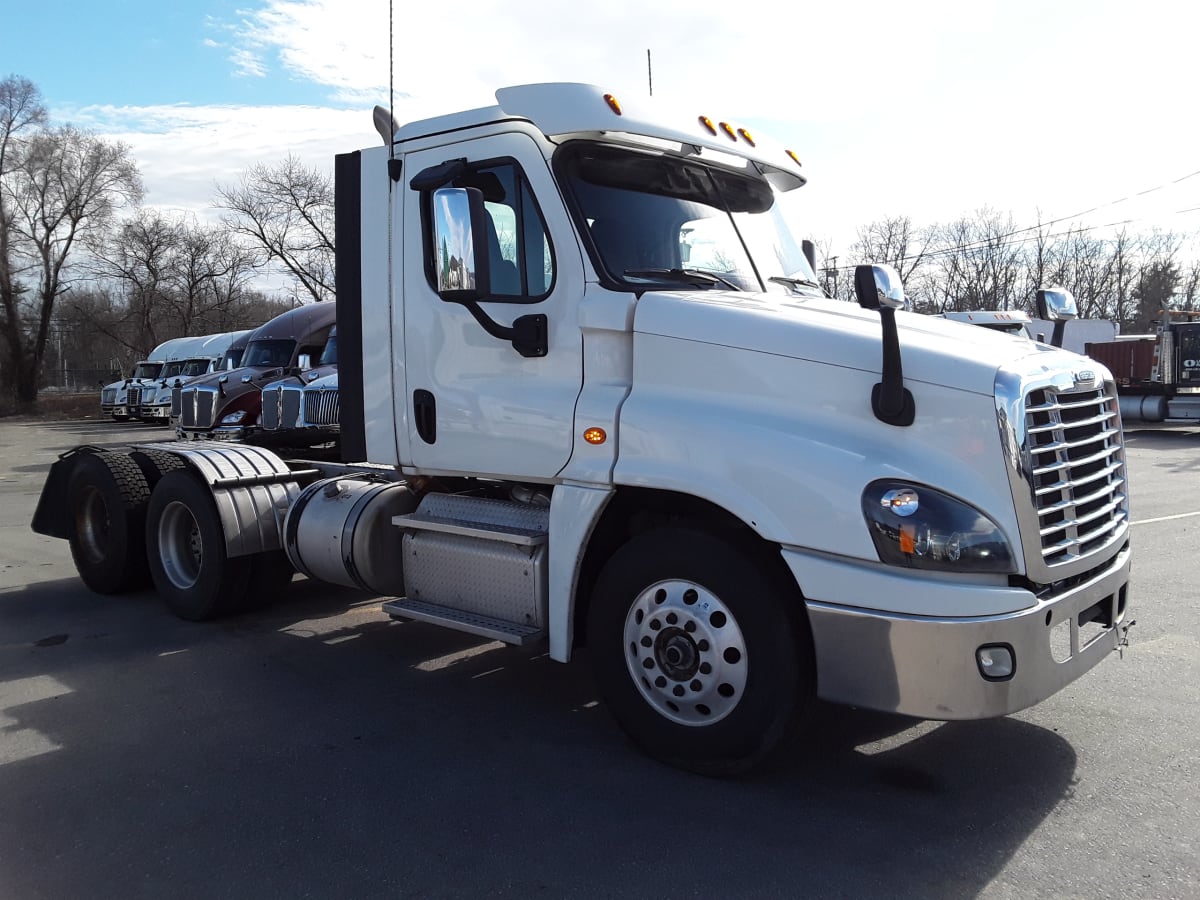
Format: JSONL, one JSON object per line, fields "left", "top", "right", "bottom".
{"left": 33, "top": 84, "right": 1133, "bottom": 774}
{"left": 130, "top": 330, "right": 254, "bottom": 425}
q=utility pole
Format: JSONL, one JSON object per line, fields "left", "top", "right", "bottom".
{"left": 823, "top": 256, "right": 839, "bottom": 300}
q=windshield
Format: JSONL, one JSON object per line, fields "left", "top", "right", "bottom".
{"left": 221, "top": 346, "right": 245, "bottom": 370}
{"left": 160, "top": 360, "right": 187, "bottom": 379}
{"left": 320, "top": 331, "right": 337, "bottom": 366}
{"left": 243, "top": 339, "right": 296, "bottom": 369}
{"left": 180, "top": 358, "right": 211, "bottom": 377}
{"left": 557, "top": 142, "right": 818, "bottom": 294}
{"left": 131, "top": 362, "right": 162, "bottom": 379}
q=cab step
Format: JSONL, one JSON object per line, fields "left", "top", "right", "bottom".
{"left": 390, "top": 493, "right": 550, "bottom": 644}
{"left": 381, "top": 597, "right": 544, "bottom": 646}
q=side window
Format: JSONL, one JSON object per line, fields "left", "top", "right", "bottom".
{"left": 450, "top": 161, "right": 555, "bottom": 301}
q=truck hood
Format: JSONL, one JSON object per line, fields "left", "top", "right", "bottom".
{"left": 634, "top": 290, "right": 1069, "bottom": 395}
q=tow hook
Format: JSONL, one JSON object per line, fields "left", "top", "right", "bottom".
{"left": 1116, "top": 619, "right": 1137, "bottom": 659}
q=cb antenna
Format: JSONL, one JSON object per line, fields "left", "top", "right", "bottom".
{"left": 372, "top": 0, "right": 402, "bottom": 178}
{"left": 647, "top": 48, "right": 653, "bottom": 96}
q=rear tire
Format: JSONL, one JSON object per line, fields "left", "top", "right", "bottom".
{"left": 587, "top": 527, "right": 813, "bottom": 776}
{"left": 146, "top": 471, "right": 251, "bottom": 620}
{"left": 67, "top": 452, "right": 152, "bottom": 594}
{"left": 129, "top": 448, "right": 188, "bottom": 488}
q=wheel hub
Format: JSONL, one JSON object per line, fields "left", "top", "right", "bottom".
{"left": 656, "top": 627, "right": 699, "bottom": 680}
{"left": 623, "top": 579, "right": 748, "bottom": 726}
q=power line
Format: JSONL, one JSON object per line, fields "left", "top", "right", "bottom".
{"left": 835, "top": 168, "right": 1200, "bottom": 271}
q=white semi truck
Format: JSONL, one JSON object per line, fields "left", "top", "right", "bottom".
{"left": 33, "top": 84, "right": 1133, "bottom": 774}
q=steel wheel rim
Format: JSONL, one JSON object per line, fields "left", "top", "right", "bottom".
{"left": 158, "top": 500, "right": 203, "bottom": 590}
{"left": 75, "top": 484, "right": 111, "bottom": 564}
{"left": 623, "top": 579, "right": 748, "bottom": 726}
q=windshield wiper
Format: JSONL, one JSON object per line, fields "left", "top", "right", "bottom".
{"left": 769, "top": 275, "right": 825, "bottom": 294}
{"left": 624, "top": 268, "right": 743, "bottom": 291}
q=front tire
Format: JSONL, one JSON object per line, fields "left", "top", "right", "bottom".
{"left": 588, "top": 527, "right": 813, "bottom": 776}
{"left": 146, "top": 471, "right": 251, "bottom": 620}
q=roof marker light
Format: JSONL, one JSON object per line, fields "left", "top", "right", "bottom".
{"left": 584, "top": 427, "right": 607, "bottom": 445}
{"left": 737, "top": 127, "right": 756, "bottom": 147}
{"left": 718, "top": 121, "right": 737, "bottom": 141}
{"left": 603, "top": 93, "right": 622, "bottom": 115}
{"left": 786, "top": 149, "right": 802, "bottom": 167}
{"left": 698, "top": 116, "right": 718, "bottom": 136}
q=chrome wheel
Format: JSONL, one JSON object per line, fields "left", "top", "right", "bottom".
{"left": 158, "top": 500, "right": 203, "bottom": 590}
{"left": 623, "top": 579, "right": 748, "bottom": 726}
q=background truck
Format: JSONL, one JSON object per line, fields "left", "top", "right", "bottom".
{"left": 173, "top": 304, "right": 337, "bottom": 443}
{"left": 1084, "top": 308, "right": 1200, "bottom": 422}
{"left": 99, "top": 336, "right": 201, "bottom": 420}
{"left": 938, "top": 309, "right": 1034, "bottom": 338}
{"left": 32, "top": 83, "right": 1132, "bottom": 775}
{"left": 259, "top": 327, "right": 340, "bottom": 449}
{"left": 129, "top": 330, "right": 253, "bottom": 425}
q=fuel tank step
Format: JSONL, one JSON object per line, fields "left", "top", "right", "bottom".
{"left": 382, "top": 597, "right": 545, "bottom": 646}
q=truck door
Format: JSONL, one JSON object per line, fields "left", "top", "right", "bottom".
{"left": 402, "top": 133, "right": 584, "bottom": 479}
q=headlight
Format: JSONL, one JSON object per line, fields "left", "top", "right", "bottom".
{"left": 220, "top": 410, "right": 248, "bottom": 425}
{"left": 861, "top": 480, "right": 1016, "bottom": 574}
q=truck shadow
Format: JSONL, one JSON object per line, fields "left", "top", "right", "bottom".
{"left": 0, "top": 576, "right": 1077, "bottom": 899}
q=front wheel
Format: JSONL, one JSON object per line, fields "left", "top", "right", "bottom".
{"left": 587, "top": 527, "right": 813, "bottom": 776}
{"left": 146, "top": 471, "right": 251, "bottom": 620}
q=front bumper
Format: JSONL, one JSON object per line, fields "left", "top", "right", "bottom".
{"left": 795, "top": 544, "right": 1131, "bottom": 720}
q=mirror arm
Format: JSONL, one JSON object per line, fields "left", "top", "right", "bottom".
{"left": 872, "top": 307, "right": 915, "bottom": 426}
{"left": 1051, "top": 320, "right": 1066, "bottom": 349}
{"left": 452, "top": 297, "right": 547, "bottom": 358}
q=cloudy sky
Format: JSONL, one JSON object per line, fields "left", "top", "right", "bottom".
{"left": 9, "top": 0, "right": 1200, "bottom": 258}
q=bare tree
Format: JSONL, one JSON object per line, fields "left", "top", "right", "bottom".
{"left": 1, "top": 115, "right": 141, "bottom": 404}
{"left": 849, "top": 215, "right": 932, "bottom": 301}
{"left": 0, "top": 75, "right": 48, "bottom": 396}
{"left": 85, "top": 207, "right": 181, "bottom": 355}
{"left": 215, "top": 155, "right": 335, "bottom": 303}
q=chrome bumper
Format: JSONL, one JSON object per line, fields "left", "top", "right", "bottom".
{"left": 803, "top": 544, "right": 1132, "bottom": 720}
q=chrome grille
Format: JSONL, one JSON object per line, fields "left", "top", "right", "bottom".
{"left": 179, "top": 387, "right": 216, "bottom": 429}
{"left": 261, "top": 386, "right": 282, "bottom": 430}
{"left": 304, "top": 388, "right": 339, "bottom": 426}
{"left": 282, "top": 388, "right": 302, "bottom": 428}
{"left": 1024, "top": 384, "right": 1128, "bottom": 566}
{"left": 127, "top": 386, "right": 142, "bottom": 406}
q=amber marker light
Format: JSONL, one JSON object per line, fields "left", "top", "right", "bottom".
{"left": 603, "top": 93, "right": 623, "bottom": 115}
{"left": 584, "top": 427, "right": 607, "bottom": 445}
{"left": 737, "top": 127, "right": 755, "bottom": 147}
{"left": 698, "top": 115, "right": 717, "bottom": 135}
{"left": 718, "top": 121, "right": 737, "bottom": 141}
{"left": 786, "top": 149, "right": 802, "bottom": 167}
{"left": 900, "top": 524, "right": 916, "bottom": 555}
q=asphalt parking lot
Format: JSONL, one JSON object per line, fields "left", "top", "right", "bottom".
{"left": 0, "top": 417, "right": 1197, "bottom": 899}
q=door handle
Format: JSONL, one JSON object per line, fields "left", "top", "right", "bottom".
{"left": 413, "top": 389, "right": 436, "bottom": 444}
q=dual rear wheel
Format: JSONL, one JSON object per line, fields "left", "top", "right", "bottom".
{"left": 67, "top": 451, "right": 293, "bottom": 620}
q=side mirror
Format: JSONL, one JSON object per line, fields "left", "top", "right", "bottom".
{"left": 432, "top": 187, "right": 491, "bottom": 300}
{"left": 298, "top": 353, "right": 313, "bottom": 371}
{"left": 854, "top": 264, "right": 907, "bottom": 311}
{"left": 854, "top": 263, "right": 914, "bottom": 426}
{"left": 1035, "top": 287, "right": 1077, "bottom": 349}
{"left": 1035, "top": 287, "right": 1078, "bottom": 321}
